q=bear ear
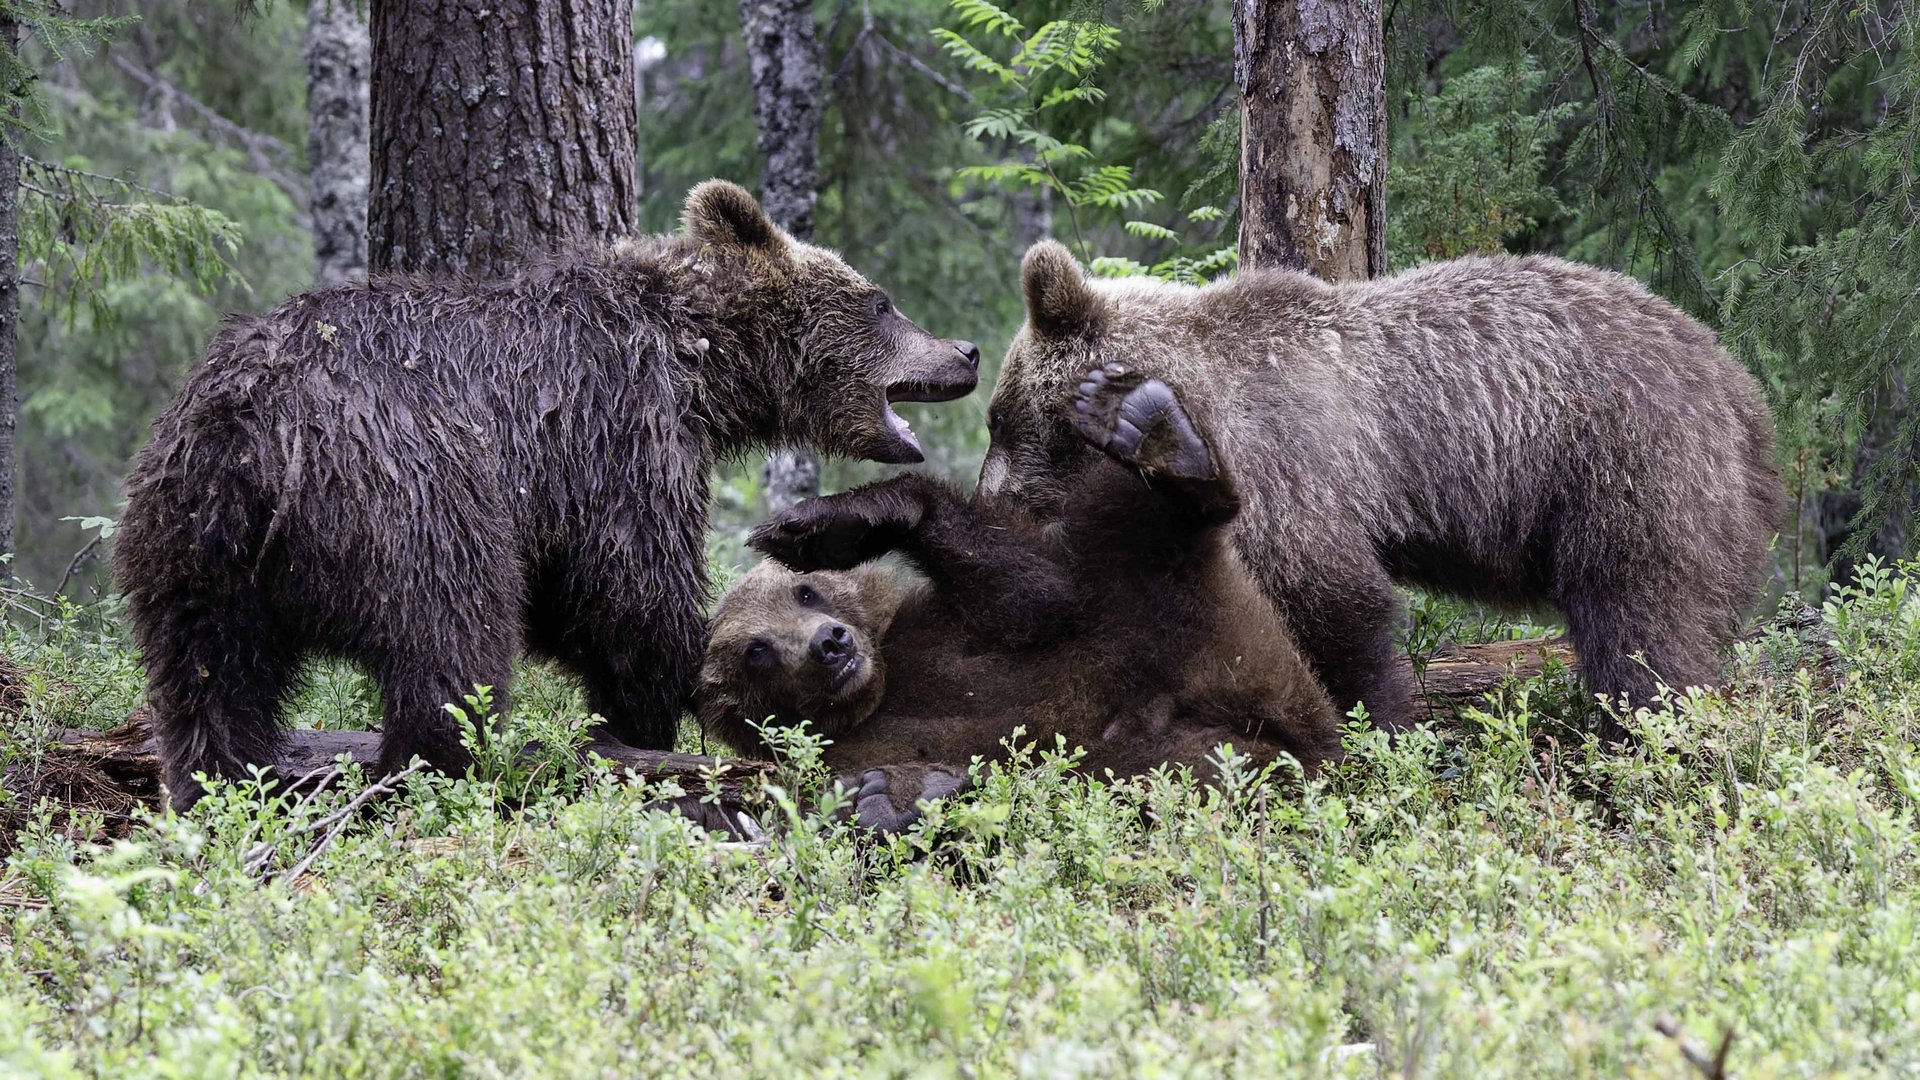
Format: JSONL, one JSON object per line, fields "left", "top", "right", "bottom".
{"left": 1022, "top": 240, "right": 1100, "bottom": 339}
{"left": 683, "top": 180, "right": 783, "bottom": 252}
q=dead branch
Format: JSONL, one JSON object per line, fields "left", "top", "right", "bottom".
{"left": 1655, "top": 1013, "right": 1735, "bottom": 1079}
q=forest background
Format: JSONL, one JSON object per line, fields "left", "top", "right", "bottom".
{"left": 1, "top": 0, "right": 1914, "bottom": 602}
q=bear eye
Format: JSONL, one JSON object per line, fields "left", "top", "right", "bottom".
{"left": 987, "top": 409, "right": 1005, "bottom": 439}
{"left": 792, "top": 584, "right": 820, "bottom": 607}
{"left": 870, "top": 294, "right": 892, "bottom": 318}
{"left": 744, "top": 640, "right": 775, "bottom": 669}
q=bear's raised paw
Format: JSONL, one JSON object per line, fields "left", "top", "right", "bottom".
{"left": 1069, "top": 364, "right": 1214, "bottom": 480}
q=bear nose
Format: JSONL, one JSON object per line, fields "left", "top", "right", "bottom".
{"left": 810, "top": 622, "right": 853, "bottom": 664}
{"left": 953, "top": 340, "right": 981, "bottom": 368}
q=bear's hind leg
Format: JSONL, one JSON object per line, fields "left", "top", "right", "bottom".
{"left": 367, "top": 566, "right": 522, "bottom": 778}
{"left": 142, "top": 588, "right": 300, "bottom": 810}
{"left": 1070, "top": 363, "right": 1216, "bottom": 480}
{"left": 374, "top": 634, "right": 517, "bottom": 778}
{"left": 572, "top": 640, "right": 696, "bottom": 751}
{"left": 1556, "top": 574, "right": 1719, "bottom": 742}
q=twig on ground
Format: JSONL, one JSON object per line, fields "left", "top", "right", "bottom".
{"left": 245, "top": 761, "right": 425, "bottom": 886}
{"left": 1655, "top": 1013, "right": 1735, "bottom": 1079}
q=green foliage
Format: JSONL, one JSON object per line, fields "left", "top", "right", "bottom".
{"left": 939, "top": 0, "right": 1237, "bottom": 280}
{"left": 1386, "top": 63, "right": 1576, "bottom": 268}
{"left": 0, "top": 0, "right": 132, "bottom": 140}
{"left": 18, "top": 159, "right": 242, "bottom": 320}
{"left": 6, "top": 570, "right": 1920, "bottom": 1072}
{"left": 1712, "top": 12, "right": 1920, "bottom": 565}
{"left": 9, "top": 0, "right": 307, "bottom": 587}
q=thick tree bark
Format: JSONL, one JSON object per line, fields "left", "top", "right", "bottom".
{"left": 0, "top": 16, "right": 19, "bottom": 570}
{"left": 306, "top": 0, "right": 371, "bottom": 288}
{"left": 368, "top": 0, "right": 637, "bottom": 275}
{"left": 740, "top": 0, "right": 821, "bottom": 240}
{"left": 1232, "top": 0, "right": 1386, "bottom": 280}
{"left": 740, "top": 0, "right": 824, "bottom": 513}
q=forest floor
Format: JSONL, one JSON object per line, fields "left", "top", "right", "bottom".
{"left": 0, "top": 568, "right": 1915, "bottom": 1076}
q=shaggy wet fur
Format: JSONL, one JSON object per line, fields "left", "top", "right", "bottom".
{"left": 698, "top": 369, "right": 1341, "bottom": 831}
{"left": 982, "top": 242, "right": 1783, "bottom": 737}
{"left": 117, "top": 181, "right": 980, "bottom": 808}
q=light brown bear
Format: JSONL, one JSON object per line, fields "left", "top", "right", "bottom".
{"left": 980, "top": 243, "right": 1783, "bottom": 736}
{"left": 697, "top": 366, "right": 1342, "bottom": 831}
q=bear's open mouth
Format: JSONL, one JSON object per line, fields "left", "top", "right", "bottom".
{"left": 825, "top": 650, "right": 864, "bottom": 695}
{"left": 876, "top": 378, "right": 975, "bottom": 463}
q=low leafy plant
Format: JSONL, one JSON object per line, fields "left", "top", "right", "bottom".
{"left": 4, "top": 566, "right": 1920, "bottom": 1074}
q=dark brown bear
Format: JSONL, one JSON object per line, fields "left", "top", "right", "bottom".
{"left": 697, "top": 366, "right": 1342, "bottom": 831}
{"left": 116, "top": 180, "right": 980, "bottom": 809}
{"left": 982, "top": 242, "right": 1783, "bottom": 736}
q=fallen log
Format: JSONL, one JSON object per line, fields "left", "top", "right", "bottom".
{"left": 6, "top": 635, "right": 1583, "bottom": 851}
{"left": 48, "top": 708, "right": 773, "bottom": 801}
{"left": 30, "top": 639, "right": 1567, "bottom": 795}
{"left": 20, "top": 707, "right": 775, "bottom": 842}
{"left": 1413, "top": 636, "right": 1580, "bottom": 716}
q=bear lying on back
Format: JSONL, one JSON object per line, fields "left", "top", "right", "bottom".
{"left": 117, "top": 180, "right": 981, "bottom": 809}
{"left": 697, "top": 366, "right": 1341, "bottom": 831}
{"left": 982, "top": 244, "right": 1783, "bottom": 737}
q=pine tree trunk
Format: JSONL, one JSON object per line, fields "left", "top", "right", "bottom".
{"left": 306, "top": 0, "right": 370, "bottom": 287}
{"left": 740, "top": 0, "right": 823, "bottom": 513}
{"left": 0, "top": 16, "right": 20, "bottom": 570}
{"left": 368, "top": 0, "right": 637, "bottom": 275}
{"left": 1232, "top": 0, "right": 1385, "bottom": 280}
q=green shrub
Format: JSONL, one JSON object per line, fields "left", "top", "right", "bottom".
{"left": 3, "top": 569, "right": 1920, "bottom": 1075}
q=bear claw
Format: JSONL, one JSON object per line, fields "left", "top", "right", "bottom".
{"left": 842, "top": 765, "right": 968, "bottom": 835}
{"left": 749, "top": 501, "right": 869, "bottom": 570}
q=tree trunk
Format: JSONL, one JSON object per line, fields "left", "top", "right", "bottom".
{"left": 306, "top": 0, "right": 370, "bottom": 287}
{"left": 0, "top": 16, "right": 19, "bottom": 570}
{"left": 740, "top": 0, "right": 823, "bottom": 513}
{"left": 1011, "top": 148, "right": 1052, "bottom": 250}
{"left": 368, "top": 0, "right": 637, "bottom": 276}
{"left": 1232, "top": 0, "right": 1385, "bottom": 280}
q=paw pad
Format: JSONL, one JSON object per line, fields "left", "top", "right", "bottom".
{"left": 1067, "top": 364, "right": 1213, "bottom": 479}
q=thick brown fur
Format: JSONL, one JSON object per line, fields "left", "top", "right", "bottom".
{"left": 698, "top": 368, "right": 1342, "bottom": 831}
{"left": 982, "top": 242, "right": 1784, "bottom": 736}
{"left": 116, "top": 180, "right": 981, "bottom": 809}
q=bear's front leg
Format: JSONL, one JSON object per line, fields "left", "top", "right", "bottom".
{"left": 749, "top": 476, "right": 933, "bottom": 571}
{"left": 1066, "top": 363, "right": 1240, "bottom": 525}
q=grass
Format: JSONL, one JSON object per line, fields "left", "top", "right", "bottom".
{"left": 0, "top": 566, "right": 1917, "bottom": 1076}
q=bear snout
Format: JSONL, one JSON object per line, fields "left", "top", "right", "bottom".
{"left": 811, "top": 622, "right": 854, "bottom": 665}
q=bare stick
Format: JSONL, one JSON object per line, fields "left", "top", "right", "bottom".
{"left": 1655, "top": 1013, "right": 1735, "bottom": 1079}
{"left": 272, "top": 761, "right": 428, "bottom": 887}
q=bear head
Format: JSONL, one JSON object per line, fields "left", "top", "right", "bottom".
{"left": 682, "top": 180, "right": 980, "bottom": 464}
{"left": 696, "top": 559, "right": 908, "bottom": 753}
{"left": 978, "top": 240, "right": 1231, "bottom": 516}
{"left": 974, "top": 239, "right": 1128, "bottom": 514}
